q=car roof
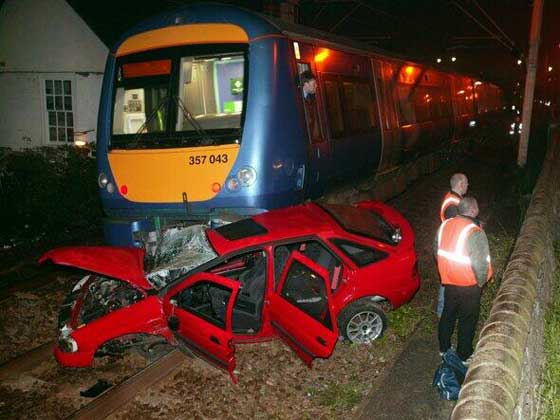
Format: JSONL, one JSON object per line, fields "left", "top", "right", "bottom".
{"left": 206, "top": 202, "right": 339, "bottom": 255}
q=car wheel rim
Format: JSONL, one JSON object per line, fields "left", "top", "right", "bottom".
{"left": 346, "top": 311, "right": 383, "bottom": 343}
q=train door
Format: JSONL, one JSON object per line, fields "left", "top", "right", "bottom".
{"left": 372, "top": 59, "right": 401, "bottom": 169}
{"left": 293, "top": 41, "right": 330, "bottom": 197}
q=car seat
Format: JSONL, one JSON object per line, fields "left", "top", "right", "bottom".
{"left": 304, "top": 243, "right": 339, "bottom": 282}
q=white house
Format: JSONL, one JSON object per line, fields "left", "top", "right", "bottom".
{"left": 0, "top": 0, "right": 108, "bottom": 149}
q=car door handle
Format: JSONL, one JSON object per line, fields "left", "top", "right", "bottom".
{"left": 316, "top": 336, "right": 327, "bottom": 346}
{"left": 210, "top": 336, "right": 220, "bottom": 345}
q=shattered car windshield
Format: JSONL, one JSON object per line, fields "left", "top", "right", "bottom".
{"left": 145, "top": 225, "right": 218, "bottom": 289}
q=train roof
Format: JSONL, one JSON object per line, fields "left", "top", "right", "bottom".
{"left": 112, "top": 2, "right": 500, "bottom": 88}
{"left": 260, "top": 14, "right": 500, "bottom": 87}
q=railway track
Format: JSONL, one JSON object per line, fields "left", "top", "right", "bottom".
{"left": 0, "top": 262, "right": 65, "bottom": 303}
{"left": 67, "top": 350, "right": 186, "bottom": 419}
{"left": 0, "top": 341, "right": 189, "bottom": 419}
{"left": 0, "top": 341, "right": 55, "bottom": 381}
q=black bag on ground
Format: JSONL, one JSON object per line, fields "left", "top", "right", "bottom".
{"left": 432, "top": 349, "right": 468, "bottom": 400}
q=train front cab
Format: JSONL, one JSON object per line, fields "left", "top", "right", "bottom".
{"left": 97, "top": 7, "right": 309, "bottom": 247}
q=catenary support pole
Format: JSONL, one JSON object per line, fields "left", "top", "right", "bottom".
{"left": 518, "top": 0, "right": 544, "bottom": 167}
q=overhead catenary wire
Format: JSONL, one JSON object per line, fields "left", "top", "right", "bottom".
{"left": 452, "top": 0, "right": 517, "bottom": 53}
{"left": 470, "top": 0, "right": 516, "bottom": 47}
{"left": 328, "top": 2, "right": 361, "bottom": 32}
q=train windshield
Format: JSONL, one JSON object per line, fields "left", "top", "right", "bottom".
{"left": 111, "top": 46, "right": 246, "bottom": 149}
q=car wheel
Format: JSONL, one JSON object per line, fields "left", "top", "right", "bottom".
{"left": 338, "top": 301, "right": 387, "bottom": 344}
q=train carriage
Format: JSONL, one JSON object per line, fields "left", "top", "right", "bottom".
{"left": 97, "top": 3, "right": 503, "bottom": 247}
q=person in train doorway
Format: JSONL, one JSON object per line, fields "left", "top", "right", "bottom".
{"left": 435, "top": 197, "right": 493, "bottom": 365}
{"left": 299, "top": 70, "right": 321, "bottom": 143}
{"left": 436, "top": 173, "right": 470, "bottom": 318}
{"left": 300, "top": 70, "right": 318, "bottom": 102}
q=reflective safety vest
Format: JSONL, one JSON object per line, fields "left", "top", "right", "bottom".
{"left": 437, "top": 217, "right": 493, "bottom": 286}
{"left": 440, "top": 191, "right": 461, "bottom": 222}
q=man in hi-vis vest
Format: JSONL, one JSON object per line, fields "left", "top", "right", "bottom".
{"left": 440, "top": 173, "right": 468, "bottom": 222}
{"left": 437, "top": 173, "right": 469, "bottom": 318}
{"left": 435, "top": 197, "right": 493, "bottom": 364}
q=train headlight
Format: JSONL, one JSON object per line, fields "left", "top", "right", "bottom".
{"left": 98, "top": 173, "right": 109, "bottom": 188}
{"left": 106, "top": 182, "right": 115, "bottom": 194}
{"left": 237, "top": 166, "right": 257, "bottom": 187}
{"left": 226, "top": 177, "right": 240, "bottom": 192}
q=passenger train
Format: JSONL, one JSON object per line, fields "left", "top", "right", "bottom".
{"left": 96, "top": 2, "right": 503, "bottom": 247}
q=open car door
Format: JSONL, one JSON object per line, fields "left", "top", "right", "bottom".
{"left": 162, "top": 273, "right": 240, "bottom": 382}
{"left": 269, "top": 251, "right": 338, "bottom": 367}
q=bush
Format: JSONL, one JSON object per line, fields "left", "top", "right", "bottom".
{"left": 0, "top": 146, "right": 103, "bottom": 250}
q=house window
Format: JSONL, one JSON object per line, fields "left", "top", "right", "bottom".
{"left": 45, "top": 80, "right": 74, "bottom": 142}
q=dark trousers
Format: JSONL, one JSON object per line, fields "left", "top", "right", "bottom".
{"left": 438, "top": 284, "right": 481, "bottom": 360}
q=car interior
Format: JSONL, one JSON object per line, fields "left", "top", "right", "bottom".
{"left": 207, "top": 250, "right": 271, "bottom": 333}
{"left": 276, "top": 241, "right": 342, "bottom": 291}
{"left": 174, "top": 241, "right": 341, "bottom": 335}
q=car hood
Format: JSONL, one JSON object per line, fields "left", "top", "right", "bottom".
{"left": 39, "top": 246, "right": 153, "bottom": 290}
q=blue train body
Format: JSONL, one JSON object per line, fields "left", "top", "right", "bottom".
{"left": 96, "top": 3, "right": 502, "bottom": 247}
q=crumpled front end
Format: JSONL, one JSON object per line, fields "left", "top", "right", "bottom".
{"left": 55, "top": 275, "right": 168, "bottom": 367}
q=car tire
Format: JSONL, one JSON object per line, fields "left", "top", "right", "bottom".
{"left": 338, "top": 301, "right": 387, "bottom": 344}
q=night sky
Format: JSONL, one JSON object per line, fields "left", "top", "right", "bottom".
{"left": 66, "top": 0, "right": 560, "bottom": 96}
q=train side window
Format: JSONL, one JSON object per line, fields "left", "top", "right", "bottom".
{"left": 396, "top": 84, "right": 414, "bottom": 125}
{"left": 427, "top": 87, "right": 441, "bottom": 119}
{"left": 437, "top": 86, "right": 453, "bottom": 118}
{"left": 341, "top": 80, "right": 377, "bottom": 134}
{"left": 323, "top": 78, "right": 344, "bottom": 138}
{"left": 456, "top": 78, "right": 474, "bottom": 116}
{"left": 412, "top": 86, "right": 431, "bottom": 122}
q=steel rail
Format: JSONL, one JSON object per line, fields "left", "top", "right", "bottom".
{"left": 67, "top": 349, "right": 186, "bottom": 420}
{"left": 0, "top": 341, "right": 54, "bottom": 381}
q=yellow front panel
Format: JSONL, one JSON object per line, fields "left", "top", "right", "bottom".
{"left": 108, "top": 145, "right": 240, "bottom": 203}
{"left": 116, "top": 24, "right": 249, "bottom": 57}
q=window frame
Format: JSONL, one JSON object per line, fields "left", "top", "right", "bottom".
{"left": 272, "top": 238, "right": 344, "bottom": 293}
{"left": 110, "top": 44, "right": 249, "bottom": 150}
{"left": 330, "top": 238, "right": 388, "bottom": 267}
{"left": 279, "top": 254, "right": 334, "bottom": 330}
{"left": 174, "top": 279, "right": 233, "bottom": 330}
{"left": 322, "top": 74, "right": 379, "bottom": 138}
{"left": 42, "top": 76, "right": 75, "bottom": 144}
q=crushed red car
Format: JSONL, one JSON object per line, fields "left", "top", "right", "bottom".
{"left": 41, "top": 201, "right": 419, "bottom": 382}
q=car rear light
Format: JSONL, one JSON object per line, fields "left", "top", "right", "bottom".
{"left": 58, "top": 336, "right": 78, "bottom": 353}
